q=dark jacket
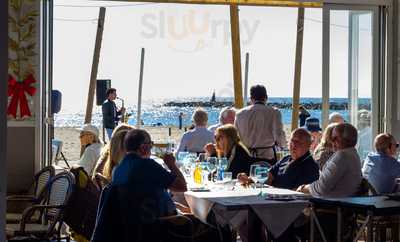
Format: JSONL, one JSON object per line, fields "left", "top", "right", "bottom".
{"left": 269, "top": 151, "right": 319, "bottom": 190}
{"left": 227, "top": 144, "right": 256, "bottom": 178}
{"left": 102, "top": 99, "right": 121, "bottom": 129}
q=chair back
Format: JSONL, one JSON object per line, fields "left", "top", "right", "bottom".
{"left": 34, "top": 166, "right": 55, "bottom": 199}
{"left": 51, "top": 139, "right": 63, "bottom": 165}
{"left": 45, "top": 171, "right": 75, "bottom": 224}
{"left": 357, "top": 177, "right": 378, "bottom": 196}
{"left": 94, "top": 173, "right": 110, "bottom": 191}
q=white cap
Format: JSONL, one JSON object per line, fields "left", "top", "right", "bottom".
{"left": 78, "top": 124, "right": 99, "bottom": 138}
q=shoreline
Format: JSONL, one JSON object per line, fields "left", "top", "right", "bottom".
{"left": 54, "top": 125, "right": 291, "bottom": 162}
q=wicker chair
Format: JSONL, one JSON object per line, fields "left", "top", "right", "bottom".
{"left": 6, "top": 171, "right": 75, "bottom": 241}
{"left": 6, "top": 165, "right": 55, "bottom": 223}
{"left": 94, "top": 172, "right": 110, "bottom": 191}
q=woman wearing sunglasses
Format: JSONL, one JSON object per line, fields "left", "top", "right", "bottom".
{"left": 204, "top": 124, "right": 255, "bottom": 178}
{"left": 362, "top": 133, "right": 400, "bottom": 194}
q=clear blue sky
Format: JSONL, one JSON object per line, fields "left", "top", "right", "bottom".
{"left": 53, "top": 0, "right": 372, "bottom": 112}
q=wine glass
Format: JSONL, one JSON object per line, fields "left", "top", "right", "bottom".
{"left": 255, "top": 167, "right": 269, "bottom": 196}
{"left": 219, "top": 157, "right": 229, "bottom": 170}
{"left": 249, "top": 164, "right": 261, "bottom": 188}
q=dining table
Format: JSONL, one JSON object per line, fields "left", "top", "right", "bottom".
{"left": 184, "top": 184, "right": 310, "bottom": 242}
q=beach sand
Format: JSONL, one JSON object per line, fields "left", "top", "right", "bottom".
{"left": 55, "top": 125, "right": 291, "bottom": 162}
{"left": 54, "top": 126, "right": 186, "bottom": 161}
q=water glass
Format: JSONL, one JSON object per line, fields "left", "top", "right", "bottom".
{"left": 250, "top": 164, "right": 261, "bottom": 187}
{"left": 219, "top": 157, "right": 229, "bottom": 170}
{"left": 223, "top": 172, "right": 232, "bottom": 182}
{"left": 255, "top": 167, "right": 269, "bottom": 196}
{"left": 177, "top": 151, "right": 189, "bottom": 163}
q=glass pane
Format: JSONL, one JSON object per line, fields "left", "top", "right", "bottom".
{"left": 329, "top": 10, "right": 373, "bottom": 159}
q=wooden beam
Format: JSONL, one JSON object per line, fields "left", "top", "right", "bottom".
{"left": 0, "top": 1, "right": 7, "bottom": 241}
{"left": 291, "top": 7, "right": 305, "bottom": 131}
{"left": 118, "top": 0, "right": 322, "bottom": 7}
{"left": 230, "top": 5, "right": 244, "bottom": 109}
{"left": 84, "top": 7, "right": 106, "bottom": 124}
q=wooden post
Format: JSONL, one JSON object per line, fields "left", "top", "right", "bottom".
{"left": 0, "top": 1, "right": 8, "bottom": 240}
{"left": 244, "top": 52, "right": 249, "bottom": 106}
{"left": 291, "top": 7, "right": 305, "bottom": 131}
{"left": 84, "top": 7, "right": 106, "bottom": 124}
{"left": 230, "top": 5, "right": 244, "bottom": 109}
{"left": 137, "top": 48, "right": 145, "bottom": 128}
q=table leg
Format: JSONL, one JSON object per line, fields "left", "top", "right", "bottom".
{"left": 337, "top": 207, "right": 342, "bottom": 242}
{"left": 247, "top": 208, "right": 264, "bottom": 242}
{"left": 310, "top": 206, "right": 315, "bottom": 242}
{"left": 367, "top": 211, "right": 373, "bottom": 242}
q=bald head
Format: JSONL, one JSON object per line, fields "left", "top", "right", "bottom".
{"left": 289, "top": 128, "right": 312, "bottom": 160}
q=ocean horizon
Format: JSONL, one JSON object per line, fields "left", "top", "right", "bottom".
{"left": 55, "top": 96, "right": 371, "bottom": 128}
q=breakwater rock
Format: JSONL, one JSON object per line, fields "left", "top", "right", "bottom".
{"left": 163, "top": 101, "right": 371, "bottom": 110}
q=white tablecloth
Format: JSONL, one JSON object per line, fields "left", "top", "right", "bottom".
{"left": 185, "top": 187, "right": 309, "bottom": 237}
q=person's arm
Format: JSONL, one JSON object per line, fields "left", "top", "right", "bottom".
{"left": 163, "top": 154, "right": 187, "bottom": 192}
{"left": 176, "top": 133, "right": 188, "bottom": 153}
{"left": 309, "top": 152, "right": 345, "bottom": 196}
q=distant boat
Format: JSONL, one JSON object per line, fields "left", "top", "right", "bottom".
{"left": 210, "top": 90, "right": 216, "bottom": 103}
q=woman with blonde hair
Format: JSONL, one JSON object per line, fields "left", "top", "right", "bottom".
{"left": 92, "top": 123, "right": 134, "bottom": 180}
{"left": 102, "top": 129, "right": 130, "bottom": 180}
{"left": 204, "top": 124, "right": 255, "bottom": 177}
{"left": 313, "top": 122, "right": 337, "bottom": 170}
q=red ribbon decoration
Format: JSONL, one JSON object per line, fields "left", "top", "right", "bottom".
{"left": 7, "top": 74, "right": 37, "bottom": 118}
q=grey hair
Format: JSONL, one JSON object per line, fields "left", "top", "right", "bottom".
{"left": 192, "top": 108, "right": 208, "bottom": 126}
{"left": 328, "top": 112, "right": 344, "bottom": 124}
{"left": 219, "top": 107, "right": 236, "bottom": 123}
{"left": 334, "top": 123, "right": 358, "bottom": 148}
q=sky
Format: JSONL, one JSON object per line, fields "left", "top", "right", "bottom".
{"left": 53, "top": 0, "right": 373, "bottom": 112}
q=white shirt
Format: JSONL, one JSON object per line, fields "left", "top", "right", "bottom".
{"left": 77, "top": 142, "right": 103, "bottom": 176}
{"left": 176, "top": 127, "right": 214, "bottom": 153}
{"left": 234, "top": 103, "right": 286, "bottom": 159}
{"left": 310, "top": 147, "right": 362, "bottom": 198}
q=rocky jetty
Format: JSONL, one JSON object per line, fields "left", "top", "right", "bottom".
{"left": 163, "top": 101, "right": 371, "bottom": 110}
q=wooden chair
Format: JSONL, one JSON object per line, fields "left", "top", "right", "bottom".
{"left": 6, "top": 171, "right": 75, "bottom": 241}
{"left": 7, "top": 165, "right": 55, "bottom": 223}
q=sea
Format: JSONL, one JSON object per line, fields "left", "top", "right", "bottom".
{"left": 54, "top": 97, "right": 371, "bottom": 128}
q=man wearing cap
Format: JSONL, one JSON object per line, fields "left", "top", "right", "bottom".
{"left": 234, "top": 84, "right": 286, "bottom": 162}
{"left": 102, "top": 88, "right": 125, "bottom": 139}
{"left": 77, "top": 124, "right": 103, "bottom": 176}
{"left": 303, "top": 117, "right": 322, "bottom": 152}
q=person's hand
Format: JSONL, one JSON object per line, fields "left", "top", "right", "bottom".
{"left": 120, "top": 107, "right": 126, "bottom": 113}
{"left": 296, "top": 184, "right": 310, "bottom": 194}
{"left": 237, "top": 173, "right": 254, "bottom": 187}
{"left": 163, "top": 153, "right": 176, "bottom": 168}
{"left": 204, "top": 143, "right": 216, "bottom": 155}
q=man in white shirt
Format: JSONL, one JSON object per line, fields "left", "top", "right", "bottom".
{"left": 234, "top": 84, "right": 286, "bottom": 161}
{"left": 208, "top": 107, "right": 236, "bottom": 134}
{"left": 176, "top": 108, "right": 214, "bottom": 154}
{"left": 297, "top": 122, "right": 362, "bottom": 197}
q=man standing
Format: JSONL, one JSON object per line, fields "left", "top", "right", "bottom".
{"left": 102, "top": 88, "right": 125, "bottom": 139}
{"left": 235, "top": 84, "right": 286, "bottom": 161}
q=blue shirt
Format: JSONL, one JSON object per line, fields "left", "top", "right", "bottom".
{"left": 270, "top": 151, "right": 319, "bottom": 190}
{"left": 176, "top": 127, "right": 214, "bottom": 153}
{"left": 112, "top": 153, "right": 177, "bottom": 217}
{"left": 362, "top": 152, "right": 400, "bottom": 194}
